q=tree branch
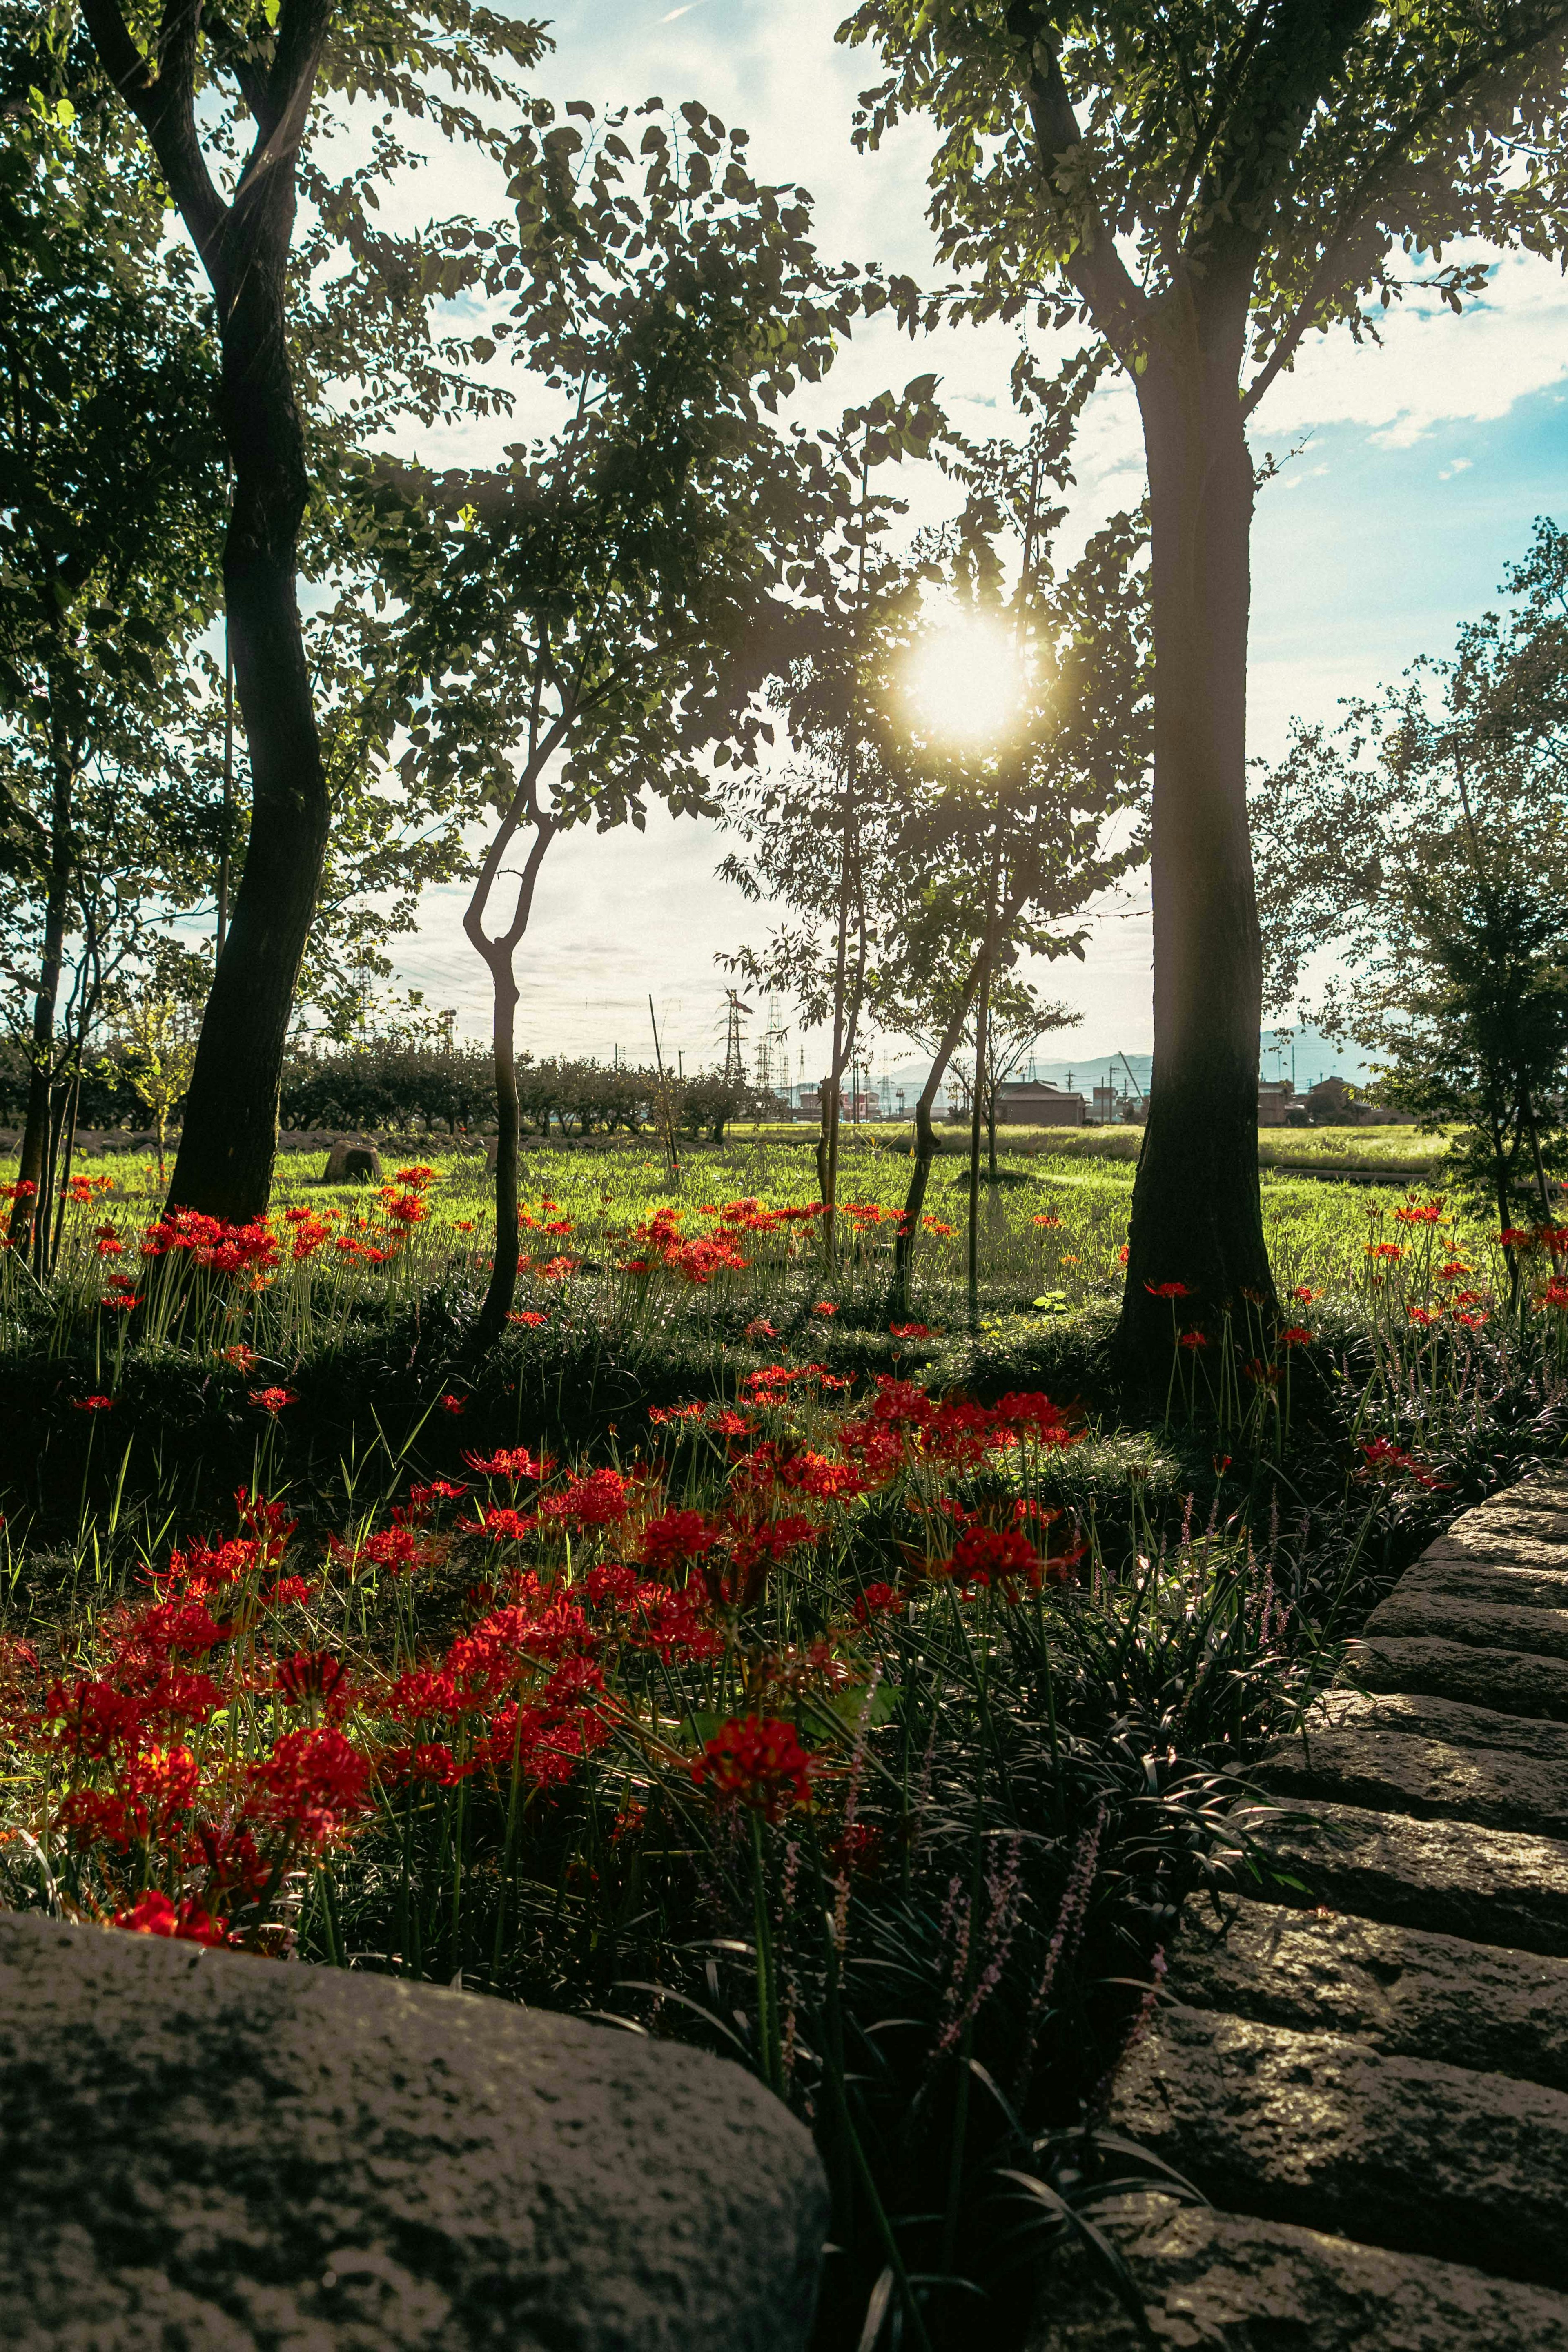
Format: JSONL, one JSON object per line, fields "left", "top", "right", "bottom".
{"left": 1241, "top": 7, "right": 1568, "bottom": 418}
{"left": 1004, "top": 0, "right": 1148, "bottom": 361}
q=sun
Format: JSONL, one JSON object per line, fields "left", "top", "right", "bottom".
{"left": 901, "top": 615, "right": 1025, "bottom": 749}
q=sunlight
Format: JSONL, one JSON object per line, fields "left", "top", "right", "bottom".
{"left": 900, "top": 615, "right": 1025, "bottom": 749}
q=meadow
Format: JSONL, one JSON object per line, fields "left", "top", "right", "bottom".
{"left": 1, "top": 1129, "right": 1561, "bottom": 2351}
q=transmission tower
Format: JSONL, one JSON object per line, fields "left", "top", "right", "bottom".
{"left": 722, "top": 990, "right": 750, "bottom": 1084}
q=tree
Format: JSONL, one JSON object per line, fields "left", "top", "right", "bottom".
{"left": 116, "top": 948, "right": 204, "bottom": 1185}
{"left": 0, "top": 85, "right": 225, "bottom": 1258}
{"left": 841, "top": 0, "right": 1568, "bottom": 1359}
{"left": 372, "top": 100, "right": 859, "bottom": 1344}
{"left": 1252, "top": 522, "right": 1568, "bottom": 1272}
{"left": 60, "top": 0, "right": 543, "bottom": 1219}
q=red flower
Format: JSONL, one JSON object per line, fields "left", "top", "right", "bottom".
{"left": 74, "top": 1394, "right": 114, "bottom": 1412}
{"left": 849, "top": 1581, "right": 906, "bottom": 1626}
{"left": 641, "top": 1507, "right": 720, "bottom": 1574}
{"left": 275, "top": 1651, "right": 351, "bottom": 1708}
{"left": 113, "top": 1889, "right": 228, "bottom": 1947}
{"left": 889, "top": 1323, "right": 931, "bottom": 1339}
{"left": 1360, "top": 1437, "right": 1450, "bottom": 1489}
{"left": 439, "top": 1394, "right": 466, "bottom": 1414}
{"left": 690, "top": 1714, "right": 813, "bottom": 1821}
{"left": 246, "top": 1724, "right": 370, "bottom": 1844}
{"left": 812, "top": 1301, "right": 838, "bottom": 1318}
{"left": 743, "top": 1317, "right": 779, "bottom": 1342}
{"left": 508, "top": 1310, "right": 548, "bottom": 1327}
{"left": 249, "top": 1386, "right": 298, "bottom": 1414}
{"left": 1278, "top": 1325, "right": 1314, "bottom": 1347}
{"left": 463, "top": 1445, "right": 552, "bottom": 1481}
{"left": 1144, "top": 1280, "right": 1193, "bottom": 1300}
{"left": 1394, "top": 1199, "right": 1443, "bottom": 1225}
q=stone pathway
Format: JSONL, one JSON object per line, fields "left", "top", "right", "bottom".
{"left": 1033, "top": 1464, "right": 1568, "bottom": 2350}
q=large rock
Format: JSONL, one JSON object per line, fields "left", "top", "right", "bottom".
{"left": 1114, "top": 2005, "right": 1568, "bottom": 2288}
{"left": 1175, "top": 1897, "right": 1568, "bottom": 2093}
{"left": 1256, "top": 1707, "right": 1568, "bottom": 1837}
{"left": 1365, "top": 1587, "right": 1568, "bottom": 1662}
{"left": 1348, "top": 1632, "right": 1568, "bottom": 1722}
{"left": 1029, "top": 2193, "right": 1568, "bottom": 2350}
{"left": 1314, "top": 1684, "right": 1568, "bottom": 1761}
{"left": 322, "top": 1136, "right": 384, "bottom": 1183}
{"left": 0, "top": 1911, "right": 826, "bottom": 2352}
{"left": 1245, "top": 1795, "right": 1568, "bottom": 1953}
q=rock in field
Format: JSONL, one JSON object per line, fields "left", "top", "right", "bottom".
{"left": 0, "top": 1911, "right": 826, "bottom": 2352}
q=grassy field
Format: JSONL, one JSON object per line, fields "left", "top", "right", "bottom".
{"left": 2, "top": 1123, "right": 1553, "bottom": 2352}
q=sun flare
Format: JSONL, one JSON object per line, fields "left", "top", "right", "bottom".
{"left": 901, "top": 616, "right": 1025, "bottom": 748}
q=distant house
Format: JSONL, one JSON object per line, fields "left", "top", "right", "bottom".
{"left": 992, "top": 1080, "right": 1087, "bottom": 1127}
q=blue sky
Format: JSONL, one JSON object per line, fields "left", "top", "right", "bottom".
{"left": 386, "top": 2, "right": 1568, "bottom": 1082}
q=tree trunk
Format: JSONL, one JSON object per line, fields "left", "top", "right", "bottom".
{"left": 166, "top": 284, "right": 327, "bottom": 1220}
{"left": 890, "top": 906, "right": 1012, "bottom": 1321}
{"left": 1118, "top": 346, "right": 1274, "bottom": 1368}
{"left": 9, "top": 705, "right": 73, "bottom": 1254}
{"left": 474, "top": 960, "right": 522, "bottom": 1350}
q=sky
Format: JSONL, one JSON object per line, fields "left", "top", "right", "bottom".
{"left": 381, "top": 0, "right": 1568, "bottom": 1086}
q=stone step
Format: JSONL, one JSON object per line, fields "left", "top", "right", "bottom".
{"left": 1366, "top": 1588, "right": 1568, "bottom": 1661}
{"left": 1173, "top": 1897, "right": 1568, "bottom": 2094}
{"left": 1400, "top": 1548, "right": 1568, "bottom": 1611}
{"left": 1255, "top": 1711, "right": 1568, "bottom": 1837}
{"left": 1305, "top": 1684, "right": 1568, "bottom": 1762}
{"left": 1429, "top": 1517, "right": 1568, "bottom": 1568}
{"left": 1348, "top": 1632, "right": 1568, "bottom": 1721}
{"left": 1028, "top": 2192, "right": 1568, "bottom": 2351}
{"left": 1244, "top": 1796, "right": 1568, "bottom": 1953}
{"left": 1113, "top": 2005, "right": 1568, "bottom": 2290}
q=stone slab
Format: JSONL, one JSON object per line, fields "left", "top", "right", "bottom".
{"left": 1303, "top": 1683, "right": 1568, "bottom": 1762}
{"left": 1348, "top": 1633, "right": 1568, "bottom": 1721}
{"left": 1255, "top": 1714, "right": 1568, "bottom": 1837}
{"left": 1114, "top": 2006, "right": 1568, "bottom": 2289}
{"left": 1241, "top": 1796, "right": 1568, "bottom": 1953}
{"left": 1366, "top": 1589, "right": 1568, "bottom": 1661}
{"left": 1400, "top": 1549, "right": 1568, "bottom": 1610}
{"left": 0, "top": 1910, "right": 827, "bottom": 2352}
{"left": 1029, "top": 2192, "right": 1568, "bottom": 2351}
{"left": 1174, "top": 1897, "right": 1568, "bottom": 2093}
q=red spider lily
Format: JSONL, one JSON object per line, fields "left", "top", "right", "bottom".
{"left": 991, "top": 1392, "right": 1080, "bottom": 1446}
{"left": 689, "top": 1714, "right": 814, "bottom": 1821}
{"left": 1394, "top": 1200, "right": 1443, "bottom": 1225}
{"left": 401, "top": 1479, "right": 468, "bottom": 1519}
{"left": 1031, "top": 1214, "right": 1062, "bottom": 1229}
{"left": 890, "top": 1323, "right": 931, "bottom": 1339}
{"left": 74, "top": 1394, "right": 114, "bottom": 1412}
{"left": 48, "top": 1677, "right": 147, "bottom": 1759}
{"left": 113, "top": 1889, "right": 229, "bottom": 1947}
{"left": 1538, "top": 1277, "right": 1568, "bottom": 1312}
{"left": 1360, "top": 1437, "right": 1450, "bottom": 1488}
{"left": 1286, "top": 1285, "right": 1316, "bottom": 1304}
{"left": 459, "top": 1506, "right": 537, "bottom": 1543}
{"left": 1499, "top": 1226, "right": 1535, "bottom": 1247}
{"left": 508, "top": 1309, "right": 548, "bottom": 1326}
{"left": 744, "top": 1317, "right": 779, "bottom": 1342}
{"left": 849, "top": 1581, "right": 906, "bottom": 1626}
{"left": 439, "top": 1394, "right": 466, "bottom": 1414}
{"left": 1436, "top": 1262, "right": 1470, "bottom": 1283}
{"left": 463, "top": 1445, "right": 552, "bottom": 1481}
{"left": 245, "top": 1725, "right": 371, "bottom": 1846}
{"left": 812, "top": 1300, "right": 838, "bottom": 1317}
{"left": 648, "top": 1403, "right": 704, "bottom": 1426}
{"left": 274, "top": 1651, "right": 352, "bottom": 1708}
{"left": 706, "top": 1407, "right": 755, "bottom": 1438}
{"left": 537, "top": 1467, "right": 634, "bottom": 1529}
{"left": 1144, "top": 1280, "right": 1194, "bottom": 1300}
{"left": 379, "top": 1740, "right": 473, "bottom": 1788}
{"left": 1278, "top": 1325, "right": 1314, "bottom": 1347}
{"left": 249, "top": 1386, "right": 298, "bottom": 1414}
{"left": 922, "top": 1217, "right": 955, "bottom": 1237}
{"left": 96, "top": 1233, "right": 125, "bottom": 1257}
{"left": 1178, "top": 1329, "right": 1208, "bottom": 1350}
{"left": 1367, "top": 1243, "right": 1403, "bottom": 1262}
{"left": 1406, "top": 1306, "right": 1442, "bottom": 1328}
{"left": 394, "top": 1165, "right": 435, "bottom": 1187}
{"left": 641, "top": 1507, "right": 721, "bottom": 1575}
{"left": 1243, "top": 1358, "right": 1281, "bottom": 1387}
